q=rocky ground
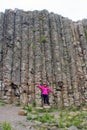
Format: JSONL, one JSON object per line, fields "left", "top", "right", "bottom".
{"left": 0, "top": 104, "right": 33, "bottom": 130}
{"left": 0, "top": 103, "right": 87, "bottom": 130}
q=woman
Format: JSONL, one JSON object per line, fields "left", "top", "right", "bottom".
{"left": 36, "top": 83, "right": 54, "bottom": 105}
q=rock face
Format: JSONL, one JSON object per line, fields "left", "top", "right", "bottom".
{"left": 0, "top": 9, "right": 87, "bottom": 107}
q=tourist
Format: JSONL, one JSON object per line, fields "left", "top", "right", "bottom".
{"left": 36, "top": 83, "right": 54, "bottom": 106}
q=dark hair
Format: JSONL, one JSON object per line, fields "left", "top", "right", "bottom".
{"left": 43, "top": 83, "right": 48, "bottom": 85}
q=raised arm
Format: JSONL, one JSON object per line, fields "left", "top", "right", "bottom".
{"left": 36, "top": 84, "right": 43, "bottom": 90}
{"left": 47, "top": 87, "right": 54, "bottom": 94}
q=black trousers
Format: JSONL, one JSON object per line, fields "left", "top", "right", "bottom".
{"left": 42, "top": 94, "right": 49, "bottom": 104}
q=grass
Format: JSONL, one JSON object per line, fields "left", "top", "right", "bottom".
{"left": 25, "top": 105, "right": 57, "bottom": 124}
{"left": 23, "top": 106, "right": 32, "bottom": 112}
{"left": 35, "top": 113, "right": 56, "bottom": 123}
{"left": 58, "top": 109, "right": 87, "bottom": 129}
{"left": 17, "top": 121, "right": 24, "bottom": 126}
{"left": 84, "top": 28, "right": 87, "bottom": 41}
{"left": 0, "top": 100, "right": 6, "bottom": 106}
{"left": 26, "top": 115, "right": 32, "bottom": 120}
{"left": 40, "top": 35, "right": 46, "bottom": 43}
{"left": 27, "top": 112, "right": 57, "bottom": 124}
{"left": 1, "top": 122, "right": 12, "bottom": 130}
{"left": 25, "top": 105, "right": 87, "bottom": 129}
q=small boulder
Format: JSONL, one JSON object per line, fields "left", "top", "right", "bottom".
{"left": 68, "top": 126, "right": 78, "bottom": 130}
{"left": 18, "top": 109, "right": 27, "bottom": 116}
{"left": 43, "top": 105, "right": 51, "bottom": 109}
{"left": 35, "top": 107, "right": 43, "bottom": 110}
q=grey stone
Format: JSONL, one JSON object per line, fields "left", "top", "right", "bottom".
{"left": 68, "top": 125, "right": 78, "bottom": 130}
{"left": 0, "top": 127, "right": 2, "bottom": 130}
{"left": 0, "top": 9, "right": 87, "bottom": 107}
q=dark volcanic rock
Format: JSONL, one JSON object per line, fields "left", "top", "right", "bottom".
{"left": 0, "top": 9, "right": 87, "bottom": 107}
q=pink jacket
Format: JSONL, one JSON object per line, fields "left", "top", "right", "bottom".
{"left": 37, "top": 85, "right": 53, "bottom": 95}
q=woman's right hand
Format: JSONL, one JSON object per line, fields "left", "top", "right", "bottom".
{"left": 36, "top": 83, "right": 40, "bottom": 86}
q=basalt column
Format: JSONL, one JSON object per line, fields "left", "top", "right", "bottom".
{"left": 0, "top": 9, "right": 87, "bottom": 107}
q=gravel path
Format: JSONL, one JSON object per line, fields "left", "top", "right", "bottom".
{"left": 0, "top": 104, "right": 34, "bottom": 130}
{"left": 0, "top": 104, "right": 62, "bottom": 130}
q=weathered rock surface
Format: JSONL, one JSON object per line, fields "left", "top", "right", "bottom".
{"left": 68, "top": 126, "right": 78, "bottom": 130}
{"left": 0, "top": 9, "right": 87, "bottom": 107}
